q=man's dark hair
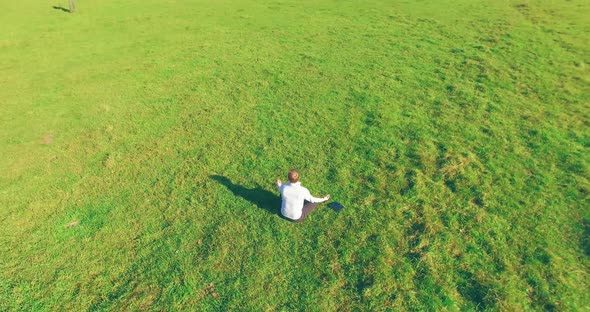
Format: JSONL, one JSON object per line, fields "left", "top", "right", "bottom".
{"left": 288, "top": 169, "right": 300, "bottom": 183}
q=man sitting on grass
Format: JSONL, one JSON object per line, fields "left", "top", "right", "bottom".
{"left": 276, "top": 169, "right": 330, "bottom": 222}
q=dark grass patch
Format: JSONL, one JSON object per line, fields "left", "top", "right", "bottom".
{"left": 457, "top": 269, "right": 494, "bottom": 310}
{"left": 581, "top": 219, "right": 590, "bottom": 257}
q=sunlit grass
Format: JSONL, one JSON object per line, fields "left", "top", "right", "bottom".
{"left": 1, "top": 0, "right": 588, "bottom": 310}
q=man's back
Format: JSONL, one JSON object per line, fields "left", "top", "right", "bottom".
{"left": 277, "top": 169, "right": 329, "bottom": 222}
{"left": 279, "top": 182, "right": 308, "bottom": 220}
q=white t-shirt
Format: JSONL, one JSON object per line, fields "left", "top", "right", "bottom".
{"left": 279, "top": 182, "right": 324, "bottom": 220}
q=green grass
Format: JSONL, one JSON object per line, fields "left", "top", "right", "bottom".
{"left": 1, "top": 0, "right": 589, "bottom": 310}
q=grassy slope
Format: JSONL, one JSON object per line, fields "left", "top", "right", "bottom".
{"left": 1, "top": 0, "right": 588, "bottom": 310}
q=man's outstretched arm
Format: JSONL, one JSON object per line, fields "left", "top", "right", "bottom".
{"left": 305, "top": 189, "right": 330, "bottom": 203}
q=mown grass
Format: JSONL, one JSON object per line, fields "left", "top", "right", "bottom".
{"left": 1, "top": 0, "right": 588, "bottom": 310}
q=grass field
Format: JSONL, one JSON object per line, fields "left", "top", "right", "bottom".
{"left": 1, "top": 0, "right": 589, "bottom": 310}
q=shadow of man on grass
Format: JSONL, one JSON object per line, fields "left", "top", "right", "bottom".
{"left": 52, "top": 6, "right": 71, "bottom": 12}
{"left": 210, "top": 175, "right": 280, "bottom": 216}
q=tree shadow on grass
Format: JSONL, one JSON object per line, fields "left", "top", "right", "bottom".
{"left": 52, "top": 6, "right": 71, "bottom": 12}
{"left": 210, "top": 175, "right": 280, "bottom": 217}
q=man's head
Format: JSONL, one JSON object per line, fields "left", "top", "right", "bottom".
{"left": 288, "top": 169, "right": 300, "bottom": 183}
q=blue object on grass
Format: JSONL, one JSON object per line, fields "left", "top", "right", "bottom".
{"left": 328, "top": 202, "right": 344, "bottom": 212}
